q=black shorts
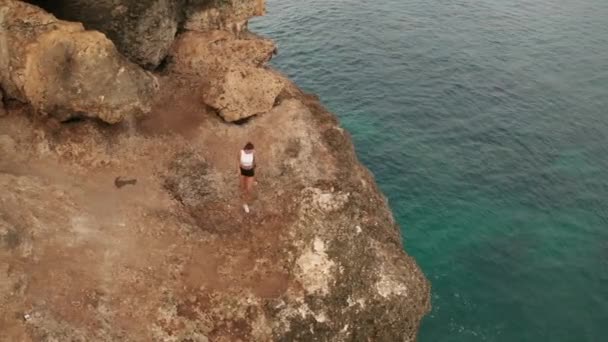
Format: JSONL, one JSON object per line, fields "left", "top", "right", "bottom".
{"left": 240, "top": 167, "right": 255, "bottom": 177}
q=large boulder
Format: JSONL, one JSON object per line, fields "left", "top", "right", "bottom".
{"left": 204, "top": 64, "right": 284, "bottom": 121}
{"left": 0, "top": 1, "right": 158, "bottom": 124}
{"left": 169, "top": 30, "right": 282, "bottom": 122}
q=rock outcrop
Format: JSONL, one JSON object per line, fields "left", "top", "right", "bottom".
{"left": 203, "top": 64, "right": 284, "bottom": 122}
{"left": 0, "top": 1, "right": 158, "bottom": 123}
{"left": 169, "top": 30, "right": 282, "bottom": 122}
{"left": 0, "top": 0, "right": 431, "bottom": 341}
{"left": 27, "top": 0, "right": 182, "bottom": 68}
{"left": 183, "top": 0, "right": 266, "bottom": 33}
{"left": 27, "top": 0, "right": 266, "bottom": 68}
{"left": 170, "top": 30, "right": 276, "bottom": 73}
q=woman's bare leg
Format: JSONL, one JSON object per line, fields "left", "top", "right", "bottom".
{"left": 240, "top": 175, "right": 247, "bottom": 201}
{"left": 246, "top": 176, "right": 255, "bottom": 202}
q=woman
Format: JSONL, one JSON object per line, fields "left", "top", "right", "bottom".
{"left": 238, "top": 142, "right": 256, "bottom": 213}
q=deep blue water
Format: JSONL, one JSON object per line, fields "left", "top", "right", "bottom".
{"left": 251, "top": 0, "right": 608, "bottom": 341}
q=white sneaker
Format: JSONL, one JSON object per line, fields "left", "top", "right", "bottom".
{"left": 243, "top": 204, "right": 250, "bottom": 213}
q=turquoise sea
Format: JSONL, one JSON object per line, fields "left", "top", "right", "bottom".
{"left": 251, "top": 0, "right": 608, "bottom": 341}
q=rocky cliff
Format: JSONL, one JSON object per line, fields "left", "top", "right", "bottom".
{"left": 0, "top": 1, "right": 431, "bottom": 341}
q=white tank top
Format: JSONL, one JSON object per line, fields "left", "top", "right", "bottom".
{"left": 240, "top": 150, "right": 254, "bottom": 168}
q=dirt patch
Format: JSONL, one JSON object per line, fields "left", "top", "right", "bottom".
{"left": 181, "top": 248, "right": 224, "bottom": 291}
{"left": 252, "top": 272, "right": 290, "bottom": 299}
{"left": 163, "top": 151, "right": 215, "bottom": 205}
{"left": 138, "top": 77, "right": 212, "bottom": 139}
{"left": 284, "top": 138, "right": 301, "bottom": 158}
{"left": 1, "top": 228, "right": 22, "bottom": 250}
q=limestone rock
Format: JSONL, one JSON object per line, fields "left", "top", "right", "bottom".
{"left": 183, "top": 0, "right": 266, "bottom": 32}
{"left": 27, "top": 0, "right": 182, "bottom": 68}
{"left": 169, "top": 30, "right": 276, "bottom": 74}
{"left": 0, "top": 74, "right": 431, "bottom": 340}
{"left": 0, "top": 93, "right": 430, "bottom": 341}
{"left": 168, "top": 30, "right": 281, "bottom": 122}
{"left": 204, "top": 65, "right": 284, "bottom": 121}
{"left": 27, "top": 0, "right": 266, "bottom": 68}
{"left": 1, "top": 1, "right": 431, "bottom": 340}
{"left": 0, "top": 1, "right": 158, "bottom": 124}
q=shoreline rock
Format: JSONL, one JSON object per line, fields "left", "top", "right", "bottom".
{"left": 202, "top": 65, "right": 285, "bottom": 122}
{"left": 168, "top": 30, "right": 281, "bottom": 122}
{"left": 183, "top": 0, "right": 266, "bottom": 33}
{"left": 0, "top": 0, "right": 431, "bottom": 340}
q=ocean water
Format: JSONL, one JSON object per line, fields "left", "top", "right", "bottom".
{"left": 250, "top": 0, "right": 608, "bottom": 341}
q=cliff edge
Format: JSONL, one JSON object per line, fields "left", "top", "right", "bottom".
{"left": 0, "top": 1, "right": 431, "bottom": 341}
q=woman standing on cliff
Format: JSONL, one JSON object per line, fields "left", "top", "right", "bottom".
{"left": 238, "top": 142, "right": 256, "bottom": 213}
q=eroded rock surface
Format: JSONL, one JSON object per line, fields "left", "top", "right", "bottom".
{"left": 27, "top": 0, "right": 181, "bottom": 68}
{"left": 0, "top": 0, "right": 431, "bottom": 340}
{"left": 170, "top": 30, "right": 276, "bottom": 73}
{"left": 1, "top": 78, "right": 430, "bottom": 341}
{"left": 27, "top": 0, "right": 266, "bottom": 68}
{"left": 0, "top": 1, "right": 158, "bottom": 123}
{"left": 18, "top": 0, "right": 277, "bottom": 122}
{"left": 183, "top": 0, "right": 266, "bottom": 33}
{"left": 169, "top": 30, "right": 282, "bottom": 122}
{"left": 203, "top": 65, "right": 284, "bottom": 121}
